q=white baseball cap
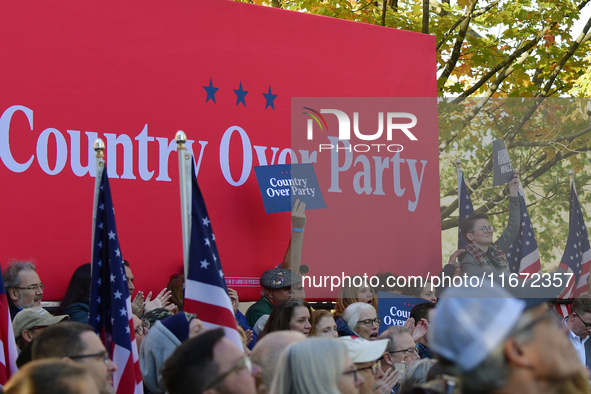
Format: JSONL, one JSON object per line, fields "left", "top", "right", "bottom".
{"left": 340, "top": 336, "right": 389, "bottom": 363}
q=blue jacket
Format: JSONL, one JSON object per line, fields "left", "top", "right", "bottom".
{"left": 336, "top": 316, "right": 356, "bottom": 337}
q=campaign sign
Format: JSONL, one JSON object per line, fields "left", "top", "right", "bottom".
{"left": 377, "top": 291, "right": 431, "bottom": 334}
{"left": 493, "top": 138, "right": 515, "bottom": 186}
{"left": 254, "top": 163, "right": 326, "bottom": 214}
{"left": 0, "top": 0, "right": 437, "bottom": 301}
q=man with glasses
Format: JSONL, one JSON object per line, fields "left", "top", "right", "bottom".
{"left": 428, "top": 280, "right": 583, "bottom": 394}
{"left": 564, "top": 294, "right": 591, "bottom": 368}
{"left": 378, "top": 326, "right": 419, "bottom": 393}
{"left": 341, "top": 336, "right": 389, "bottom": 394}
{"left": 32, "top": 322, "right": 117, "bottom": 394}
{"left": 459, "top": 175, "right": 520, "bottom": 276}
{"left": 3, "top": 261, "right": 44, "bottom": 320}
{"left": 162, "top": 328, "right": 260, "bottom": 394}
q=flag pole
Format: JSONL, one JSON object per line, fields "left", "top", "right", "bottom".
{"left": 569, "top": 169, "right": 575, "bottom": 191}
{"left": 91, "top": 138, "right": 105, "bottom": 266}
{"left": 456, "top": 158, "right": 462, "bottom": 202}
{"left": 176, "top": 131, "right": 191, "bottom": 281}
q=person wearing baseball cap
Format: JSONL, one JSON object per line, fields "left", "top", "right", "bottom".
{"left": 13, "top": 307, "right": 69, "bottom": 351}
{"left": 245, "top": 268, "right": 302, "bottom": 331}
{"left": 428, "top": 279, "right": 583, "bottom": 394}
{"left": 340, "top": 336, "right": 390, "bottom": 394}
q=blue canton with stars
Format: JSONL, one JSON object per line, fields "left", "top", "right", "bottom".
{"left": 506, "top": 192, "right": 539, "bottom": 274}
{"left": 188, "top": 162, "right": 227, "bottom": 290}
{"left": 458, "top": 172, "right": 474, "bottom": 251}
{"left": 89, "top": 166, "right": 133, "bottom": 355}
{"left": 560, "top": 183, "right": 591, "bottom": 280}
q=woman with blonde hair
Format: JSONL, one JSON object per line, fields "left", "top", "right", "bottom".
{"left": 334, "top": 280, "right": 378, "bottom": 318}
{"left": 271, "top": 338, "right": 363, "bottom": 394}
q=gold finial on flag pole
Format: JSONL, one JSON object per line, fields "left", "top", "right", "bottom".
{"left": 94, "top": 138, "right": 105, "bottom": 163}
{"left": 175, "top": 130, "right": 187, "bottom": 150}
{"left": 455, "top": 158, "right": 463, "bottom": 175}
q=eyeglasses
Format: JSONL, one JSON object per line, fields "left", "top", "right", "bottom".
{"left": 575, "top": 312, "right": 591, "bottom": 329}
{"left": 357, "top": 359, "right": 382, "bottom": 376}
{"left": 389, "top": 347, "right": 418, "bottom": 356}
{"left": 469, "top": 226, "right": 495, "bottom": 234}
{"left": 135, "top": 318, "right": 150, "bottom": 336}
{"left": 204, "top": 355, "right": 252, "bottom": 390}
{"left": 13, "top": 284, "right": 44, "bottom": 292}
{"left": 358, "top": 318, "right": 381, "bottom": 327}
{"left": 343, "top": 368, "right": 362, "bottom": 383}
{"left": 70, "top": 351, "right": 111, "bottom": 365}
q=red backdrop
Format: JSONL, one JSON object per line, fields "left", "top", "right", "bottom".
{"left": 0, "top": 0, "right": 439, "bottom": 301}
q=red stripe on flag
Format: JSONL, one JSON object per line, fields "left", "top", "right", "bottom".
{"left": 184, "top": 298, "right": 238, "bottom": 330}
{"left": 520, "top": 260, "right": 541, "bottom": 275}
{"left": 0, "top": 293, "right": 17, "bottom": 384}
{"left": 113, "top": 348, "right": 135, "bottom": 394}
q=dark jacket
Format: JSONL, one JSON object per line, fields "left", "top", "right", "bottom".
{"left": 336, "top": 316, "right": 356, "bottom": 337}
{"left": 8, "top": 299, "right": 21, "bottom": 321}
{"left": 64, "top": 302, "right": 90, "bottom": 324}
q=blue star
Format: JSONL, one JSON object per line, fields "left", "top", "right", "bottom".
{"left": 203, "top": 78, "right": 219, "bottom": 104}
{"left": 234, "top": 82, "right": 248, "bottom": 107}
{"left": 263, "top": 86, "right": 277, "bottom": 110}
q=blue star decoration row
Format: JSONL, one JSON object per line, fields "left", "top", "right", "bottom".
{"left": 203, "top": 78, "right": 278, "bottom": 109}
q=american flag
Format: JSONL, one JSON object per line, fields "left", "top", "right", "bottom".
{"left": 558, "top": 182, "right": 591, "bottom": 300}
{"left": 89, "top": 165, "right": 143, "bottom": 394}
{"left": 506, "top": 190, "right": 542, "bottom": 275}
{"left": 458, "top": 169, "right": 474, "bottom": 251}
{"left": 182, "top": 161, "right": 242, "bottom": 349}
{"left": 0, "top": 267, "right": 18, "bottom": 385}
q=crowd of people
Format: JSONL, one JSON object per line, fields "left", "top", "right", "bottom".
{"left": 3, "top": 178, "right": 591, "bottom": 394}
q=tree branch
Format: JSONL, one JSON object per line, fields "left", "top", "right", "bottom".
{"left": 507, "top": 125, "right": 591, "bottom": 148}
{"left": 451, "top": 24, "right": 554, "bottom": 104}
{"left": 541, "top": 14, "right": 591, "bottom": 96}
{"left": 437, "top": 0, "right": 478, "bottom": 91}
{"left": 435, "top": 0, "right": 500, "bottom": 52}
{"left": 422, "top": 0, "right": 429, "bottom": 33}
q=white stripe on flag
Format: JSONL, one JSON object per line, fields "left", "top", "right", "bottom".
{"left": 112, "top": 344, "right": 131, "bottom": 392}
{"left": 126, "top": 297, "right": 133, "bottom": 317}
{"left": 202, "top": 322, "right": 243, "bottom": 351}
{"left": 186, "top": 279, "right": 233, "bottom": 311}
{"left": 6, "top": 308, "right": 17, "bottom": 376}
{"left": 518, "top": 250, "right": 540, "bottom": 273}
{"left": 0, "top": 340, "right": 5, "bottom": 367}
{"left": 131, "top": 337, "right": 139, "bottom": 363}
{"left": 134, "top": 381, "right": 144, "bottom": 394}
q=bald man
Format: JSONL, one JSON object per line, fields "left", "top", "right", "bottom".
{"left": 250, "top": 331, "right": 307, "bottom": 394}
